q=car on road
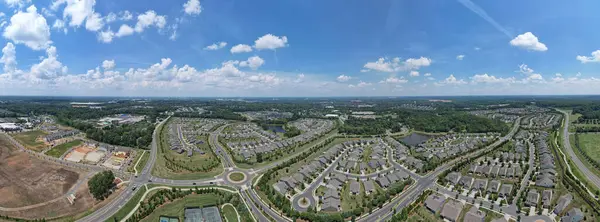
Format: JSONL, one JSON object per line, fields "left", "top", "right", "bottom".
{"left": 192, "top": 182, "right": 196, "bottom": 185}
{"left": 148, "top": 180, "right": 152, "bottom": 182}
{"left": 132, "top": 186, "right": 137, "bottom": 191}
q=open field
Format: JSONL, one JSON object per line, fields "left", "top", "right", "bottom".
{"left": 0, "top": 134, "right": 81, "bottom": 208}
{"left": 570, "top": 134, "right": 600, "bottom": 180}
{"left": 46, "top": 139, "right": 82, "bottom": 158}
{"left": 578, "top": 133, "right": 600, "bottom": 163}
{"left": 153, "top": 120, "right": 223, "bottom": 180}
{"left": 222, "top": 204, "right": 238, "bottom": 222}
{"left": 406, "top": 205, "right": 440, "bottom": 222}
{"left": 11, "top": 130, "right": 47, "bottom": 151}
{"left": 139, "top": 194, "right": 221, "bottom": 222}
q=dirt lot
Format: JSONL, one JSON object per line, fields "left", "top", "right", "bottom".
{"left": 0, "top": 136, "right": 83, "bottom": 209}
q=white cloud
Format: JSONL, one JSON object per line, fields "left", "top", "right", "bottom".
{"left": 555, "top": 73, "right": 562, "bottom": 77}
{"left": 239, "top": 56, "right": 264, "bottom": 70}
{"left": 336, "top": 75, "right": 351, "bottom": 82}
{"left": 456, "top": 55, "right": 465, "bottom": 60}
{"left": 105, "top": 12, "right": 117, "bottom": 23}
{"left": 62, "top": 0, "right": 96, "bottom": 27}
{"left": 294, "top": 74, "right": 305, "bottom": 83}
{"left": 97, "top": 29, "right": 114, "bottom": 43}
{"left": 438, "top": 74, "right": 467, "bottom": 85}
{"left": 120, "top": 11, "right": 133, "bottom": 21}
{"left": 115, "top": 24, "right": 134, "bottom": 37}
{"left": 363, "top": 57, "right": 432, "bottom": 72}
{"left": 254, "top": 34, "right": 288, "bottom": 50}
{"left": 247, "top": 74, "right": 281, "bottom": 86}
{"left": 102, "top": 60, "right": 115, "bottom": 70}
{"left": 52, "top": 19, "right": 67, "bottom": 34}
{"left": 424, "top": 73, "right": 431, "bottom": 77}
{"left": 510, "top": 32, "right": 548, "bottom": 52}
{"left": 576, "top": 50, "right": 600, "bottom": 63}
{"left": 204, "top": 42, "right": 227, "bottom": 50}
{"left": 135, "top": 10, "right": 166, "bottom": 33}
{"left": 3, "top": 5, "right": 52, "bottom": 50}
{"left": 0, "top": 42, "right": 17, "bottom": 73}
{"left": 183, "top": 0, "right": 202, "bottom": 15}
{"left": 380, "top": 76, "right": 408, "bottom": 84}
{"left": 409, "top": 71, "right": 419, "bottom": 77}
{"left": 526, "top": 73, "right": 543, "bottom": 81}
{"left": 230, "top": 44, "right": 252, "bottom": 54}
{"left": 518, "top": 64, "right": 534, "bottom": 74}
{"left": 84, "top": 12, "right": 103, "bottom": 31}
{"left": 470, "top": 74, "right": 515, "bottom": 84}
{"left": 4, "top": 0, "right": 31, "bottom": 8}
{"left": 30, "top": 46, "right": 68, "bottom": 79}
{"left": 357, "top": 81, "right": 372, "bottom": 87}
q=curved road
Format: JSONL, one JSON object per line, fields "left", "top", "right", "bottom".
{"left": 558, "top": 110, "right": 600, "bottom": 190}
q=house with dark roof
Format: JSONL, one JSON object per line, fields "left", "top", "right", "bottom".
{"left": 542, "top": 190, "right": 552, "bottom": 208}
{"left": 459, "top": 176, "right": 474, "bottom": 189}
{"left": 487, "top": 180, "right": 501, "bottom": 193}
{"left": 561, "top": 208, "right": 584, "bottom": 222}
{"left": 375, "top": 176, "right": 391, "bottom": 188}
{"left": 321, "top": 188, "right": 341, "bottom": 212}
{"left": 499, "top": 184, "right": 513, "bottom": 197}
{"left": 445, "top": 172, "right": 461, "bottom": 185}
{"left": 472, "top": 179, "right": 488, "bottom": 191}
{"left": 363, "top": 180, "right": 375, "bottom": 194}
{"left": 349, "top": 180, "right": 360, "bottom": 195}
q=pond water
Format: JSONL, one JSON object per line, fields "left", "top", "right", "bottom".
{"left": 400, "top": 133, "right": 432, "bottom": 146}
{"left": 266, "top": 125, "right": 286, "bottom": 133}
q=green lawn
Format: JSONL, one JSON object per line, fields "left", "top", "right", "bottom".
{"left": 222, "top": 204, "right": 239, "bottom": 222}
{"left": 578, "top": 133, "right": 600, "bottom": 162}
{"left": 229, "top": 172, "right": 245, "bottom": 182}
{"left": 129, "top": 150, "right": 150, "bottom": 173}
{"left": 12, "top": 130, "right": 47, "bottom": 151}
{"left": 105, "top": 185, "right": 148, "bottom": 222}
{"left": 46, "top": 139, "right": 82, "bottom": 158}
{"left": 140, "top": 194, "right": 221, "bottom": 222}
{"left": 152, "top": 119, "right": 224, "bottom": 180}
{"left": 340, "top": 180, "right": 365, "bottom": 211}
{"left": 407, "top": 205, "right": 441, "bottom": 222}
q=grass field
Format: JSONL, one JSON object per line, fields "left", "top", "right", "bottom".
{"left": 222, "top": 204, "right": 239, "bottom": 222}
{"left": 407, "top": 205, "right": 440, "bottom": 222}
{"left": 128, "top": 150, "right": 150, "bottom": 173}
{"left": 12, "top": 130, "right": 47, "bottom": 151}
{"left": 140, "top": 194, "right": 221, "bottom": 222}
{"left": 105, "top": 185, "right": 148, "bottom": 222}
{"left": 46, "top": 139, "right": 82, "bottom": 158}
{"left": 578, "top": 133, "right": 600, "bottom": 163}
{"left": 153, "top": 119, "right": 223, "bottom": 180}
{"left": 229, "top": 172, "right": 245, "bottom": 182}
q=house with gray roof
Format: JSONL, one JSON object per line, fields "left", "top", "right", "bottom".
{"left": 376, "top": 176, "right": 391, "bottom": 188}
{"left": 553, "top": 194, "right": 573, "bottom": 214}
{"left": 441, "top": 199, "right": 464, "bottom": 222}
{"left": 542, "top": 190, "right": 553, "bottom": 208}
{"left": 487, "top": 180, "right": 501, "bottom": 193}
{"left": 459, "top": 176, "right": 474, "bottom": 189}
{"left": 561, "top": 208, "right": 584, "bottom": 222}
{"left": 273, "top": 181, "right": 290, "bottom": 196}
{"left": 445, "top": 172, "right": 461, "bottom": 185}
{"left": 321, "top": 188, "right": 341, "bottom": 212}
{"left": 499, "top": 184, "right": 513, "bottom": 197}
{"left": 363, "top": 180, "right": 375, "bottom": 194}
{"left": 472, "top": 179, "right": 488, "bottom": 191}
{"left": 387, "top": 173, "right": 400, "bottom": 184}
{"left": 394, "top": 170, "right": 409, "bottom": 180}
{"left": 424, "top": 194, "right": 446, "bottom": 214}
{"left": 525, "top": 190, "right": 540, "bottom": 207}
{"left": 463, "top": 207, "right": 486, "bottom": 222}
{"left": 349, "top": 180, "right": 360, "bottom": 195}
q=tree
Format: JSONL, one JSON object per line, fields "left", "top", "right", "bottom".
{"left": 88, "top": 171, "right": 115, "bottom": 200}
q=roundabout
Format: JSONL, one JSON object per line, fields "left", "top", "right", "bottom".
{"left": 227, "top": 171, "right": 248, "bottom": 184}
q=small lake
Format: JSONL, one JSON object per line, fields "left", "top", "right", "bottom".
{"left": 400, "top": 133, "right": 432, "bottom": 146}
{"left": 266, "top": 125, "right": 286, "bottom": 133}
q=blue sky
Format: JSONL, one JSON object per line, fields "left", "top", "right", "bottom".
{"left": 1, "top": 0, "right": 600, "bottom": 97}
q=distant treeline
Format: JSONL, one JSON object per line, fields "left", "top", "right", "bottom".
{"left": 574, "top": 105, "right": 600, "bottom": 120}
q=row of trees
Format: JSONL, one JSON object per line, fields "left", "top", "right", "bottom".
{"left": 389, "top": 190, "right": 432, "bottom": 221}
{"left": 576, "top": 126, "right": 600, "bottom": 133}
{"left": 574, "top": 105, "right": 600, "bottom": 120}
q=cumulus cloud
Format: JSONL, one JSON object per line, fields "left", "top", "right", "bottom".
{"left": 424, "top": 73, "right": 432, "bottom": 77}
{"left": 52, "top": 19, "right": 68, "bottom": 34}
{"left": 239, "top": 56, "right": 265, "bottom": 70}
{"left": 3, "top": 5, "right": 52, "bottom": 50}
{"left": 409, "top": 71, "right": 419, "bottom": 77}
{"left": 135, "top": 10, "right": 166, "bottom": 33}
{"left": 183, "top": 0, "right": 202, "bottom": 15}
{"left": 456, "top": 55, "right": 465, "bottom": 60}
{"left": 470, "top": 73, "right": 515, "bottom": 84}
{"left": 115, "top": 24, "right": 134, "bottom": 37}
{"left": 0, "top": 42, "right": 17, "bottom": 73}
{"left": 254, "top": 34, "right": 288, "bottom": 50}
{"left": 4, "top": 0, "right": 31, "bottom": 8}
{"left": 437, "top": 74, "right": 466, "bottom": 85}
{"left": 97, "top": 29, "right": 114, "bottom": 43}
{"left": 336, "top": 75, "right": 351, "bottom": 82}
{"left": 84, "top": 12, "right": 104, "bottom": 31}
{"left": 61, "top": 0, "right": 96, "bottom": 27}
{"left": 510, "top": 32, "right": 548, "bottom": 52}
{"left": 102, "top": 60, "right": 115, "bottom": 70}
{"left": 230, "top": 44, "right": 252, "bottom": 54}
{"left": 119, "top": 11, "right": 133, "bottom": 21}
{"left": 576, "top": 50, "right": 600, "bottom": 63}
{"left": 204, "top": 42, "right": 227, "bottom": 50}
{"left": 30, "top": 46, "right": 68, "bottom": 79}
{"left": 363, "top": 57, "right": 432, "bottom": 73}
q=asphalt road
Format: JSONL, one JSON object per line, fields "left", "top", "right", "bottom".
{"left": 559, "top": 109, "right": 600, "bottom": 190}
